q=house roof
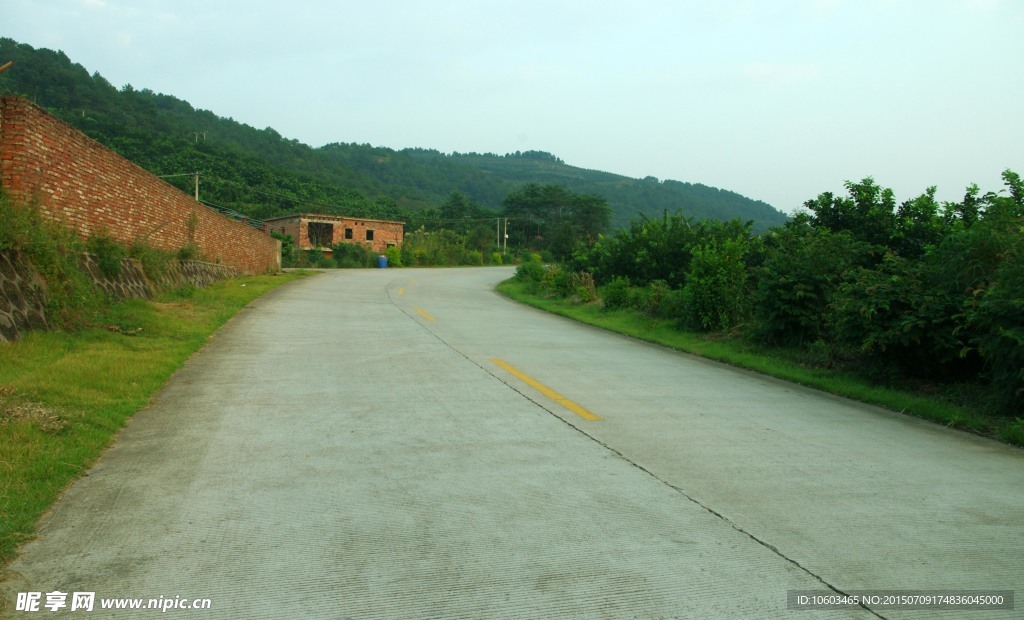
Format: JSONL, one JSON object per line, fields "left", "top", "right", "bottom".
{"left": 263, "top": 213, "right": 405, "bottom": 226}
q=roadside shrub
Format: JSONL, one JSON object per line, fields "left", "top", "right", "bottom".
{"left": 753, "top": 224, "right": 875, "bottom": 345}
{"left": 830, "top": 253, "right": 964, "bottom": 382}
{"left": 600, "top": 276, "right": 633, "bottom": 311}
{"left": 385, "top": 245, "right": 403, "bottom": 268}
{"left": 681, "top": 238, "right": 750, "bottom": 331}
{"left": 305, "top": 248, "right": 324, "bottom": 267}
{"left": 514, "top": 256, "right": 545, "bottom": 286}
{"left": 272, "top": 232, "right": 296, "bottom": 267}
{"left": 1002, "top": 419, "right": 1024, "bottom": 445}
{"left": 87, "top": 232, "right": 127, "bottom": 278}
{"left": 490, "top": 252, "right": 503, "bottom": 265}
{"left": 128, "top": 241, "right": 172, "bottom": 282}
{"left": 461, "top": 249, "right": 484, "bottom": 266}
{"left": 331, "top": 243, "right": 374, "bottom": 268}
{"left": 963, "top": 247, "right": 1024, "bottom": 415}
{"left": 405, "top": 247, "right": 428, "bottom": 266}
{"left": 659, "top": 288, "right": 688, "bottom": 320}
{"left": 400, "top": 228, "right": 468, "bottom": 266}
{"left": 644, "top": 280, "right": 672, "bottom": 317}
{"left": 550, "top": 266, "right": 575, "bottom": 297}
{"left": 176, "top": 244, "right": 199, "bottom": 261}
{"left": 572, "top": 271, "right": 598, "bottom": 302}
{"left": 539, "top": 264, "right": 558, "bottom": 292}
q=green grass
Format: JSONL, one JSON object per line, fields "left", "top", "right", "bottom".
{"left": 0, "top": 272, "right": 308, "bottom": 566}
{"left": 498, "top": 279, "right": 1020, "bottom": 447}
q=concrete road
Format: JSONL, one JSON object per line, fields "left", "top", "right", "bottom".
{"left": 2, "top": 267, "right": 1021, "bottom": 619}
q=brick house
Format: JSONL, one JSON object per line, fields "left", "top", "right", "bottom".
{"left": 263, "top": 213, "right": 404, "bottom": 256}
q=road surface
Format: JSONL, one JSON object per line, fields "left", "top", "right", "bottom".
{"left": 2, "top": 267, "right": 1021, "bottom": 618}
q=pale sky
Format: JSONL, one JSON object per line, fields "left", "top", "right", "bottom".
{"left": 5, "top": 0, "right": 1022, "bottom": 214}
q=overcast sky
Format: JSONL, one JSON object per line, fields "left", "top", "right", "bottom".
{"left": 5, "top": 0, "right": 1022, "bottom": 213}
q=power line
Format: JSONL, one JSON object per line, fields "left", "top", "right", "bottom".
{"left": 160, "top": 170, "right": 514, "bottom": 230}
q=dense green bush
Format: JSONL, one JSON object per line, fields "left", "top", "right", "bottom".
{"left": 541, "top": 169, "right": 1024, "bottom": 418}
{"left": 332, "top": 242, "right": 375, "bottom": 268}
{"left": 600, "top": 276, "right": 634, "bottom": 310}
{"left": 514, "top": 256, "right": 546, "bottom": 289}
{"left": 176, "top": 244, "right": 199, "bottom": 261}
{"left": 128, "top": 241, "right": 173, "bottom": 282}
{"left": 86, "top": 232, "right": 127, "bottom": 278}
{"left": 272, "top": 231, "right": 295, "bottom": 267}
{"left": 384, "top": 245, "right": 403, "bottom": 268}
{"left": 572, "top": 271, "right": 598, "bottom": 302}
{"left": 961, "top": 248, "right": 1024, "bottom": 414}
{"left": 830, "top": 253, "right": 964, "bottom": 381}
{"left": 753, "top": 222, "right": 876, "bottom": 346}
{"left": 461, "top": 249, "right": 484, "bottom": 266}
{"left": 681, "top": 237, "right": 750, "bottom": 331}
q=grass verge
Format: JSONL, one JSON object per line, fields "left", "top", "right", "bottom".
{"left": 0, "top": 272, "right": 308, "bottom": 566}
{"left": 497, "top": 279, "right": 1024, "bottom": 448}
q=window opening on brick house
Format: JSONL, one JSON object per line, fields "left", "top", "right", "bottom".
{"left": 366, "top": 229, "right": 375, "bottom": 242}
{"left": 344, "top": 228, "right": 353, "bottom": 240}
{"left": 308, "top": 222, "right": 333, "bottom": 247}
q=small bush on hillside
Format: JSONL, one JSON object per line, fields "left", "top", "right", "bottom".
{"left": 0, "top": 193, "right": 103, "bottom": 328}
{"left": 87, "top": 233, "right": 127, "bottom": 278}
{"left": 177, "top": 244, "right": 199, "bottom": 261}
{"left": 129, "top": 242, "right": 172, "bottom": 282}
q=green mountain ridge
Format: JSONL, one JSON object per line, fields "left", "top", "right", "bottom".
{"left": 0, "top": 38, "right": 789, "bottom": 231}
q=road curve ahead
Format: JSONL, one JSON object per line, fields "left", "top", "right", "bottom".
{"left": 2, "top": 267, "right": 1021, "bottom": 619}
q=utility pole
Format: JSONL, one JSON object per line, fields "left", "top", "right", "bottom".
{"left": 503, "top": 218, "right": 508, "bottom": 253}
{"left": 194, "top": 171, "right": 199, "bottom": 202}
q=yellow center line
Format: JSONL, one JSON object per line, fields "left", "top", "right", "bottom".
{"left": 490, "top": 358, "right": 602, "bottom": 421}
{"left": 414, "top": 306, "right": 436, "bottom": 322}
{"left": 398, "top": 287, "right": 405, "bottom": 296}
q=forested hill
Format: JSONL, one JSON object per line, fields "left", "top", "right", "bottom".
{"left": 445, "top": 150, "right": 786, "bottom": 229}
{"left": 0, "top": 38, "right": 788, "bottom": 231}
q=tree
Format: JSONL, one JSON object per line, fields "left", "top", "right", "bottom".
{"left": 805, "top": 177, "right": 896, "bottom": 250}
{"left": 501, "top": 183, "right": 610, "bottom": 253}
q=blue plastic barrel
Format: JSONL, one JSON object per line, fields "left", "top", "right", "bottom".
{"left": 377, "top": 255, "right": 388, "bottom": 269}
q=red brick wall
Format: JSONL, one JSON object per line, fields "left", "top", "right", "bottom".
{"left": 0, "top": 97, "right": 280, "bottom": 274}
{"left": 264, "top": 214, "right": 404, "bottom": 255}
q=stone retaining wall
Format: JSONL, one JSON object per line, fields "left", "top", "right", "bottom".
{"left": 0, "top": 250, "right": 48, "bottom": 343}
{"left": 0, "top": 249, "right": 238, "bottom": 343}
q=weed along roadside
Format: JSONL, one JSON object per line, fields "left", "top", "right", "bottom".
{"left": 496, "top": 275, "right": 1024, "bottom": 449}
{"left": 0, "top": 271, "right": 309, "bottom": 567}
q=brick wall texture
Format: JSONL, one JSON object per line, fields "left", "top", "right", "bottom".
{"left": 0, "top": 96, "right": 280, "bottom": 274}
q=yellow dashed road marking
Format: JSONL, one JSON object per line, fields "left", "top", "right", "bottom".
{"left": 490, "top": 358, "right": 602, "bottom": 421}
